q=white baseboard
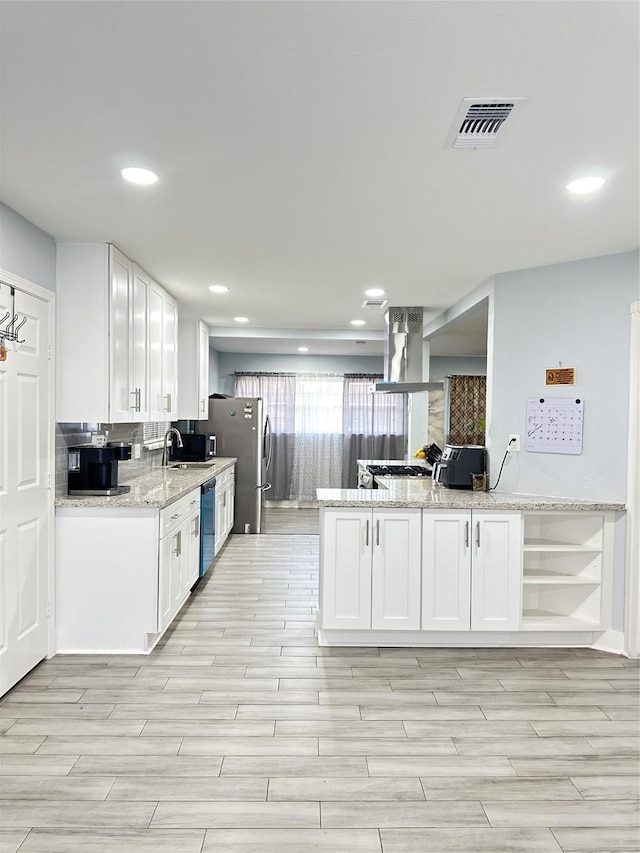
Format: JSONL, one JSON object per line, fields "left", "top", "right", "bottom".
{"left": 592, "top": 629, "right": 627, "bottom": 657}
{"left": 318, "top": 628, "right": 598, "bottom": 648}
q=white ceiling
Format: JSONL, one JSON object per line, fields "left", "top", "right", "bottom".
{"left": 1, "top": 2, "right": 638, "bottom": 356}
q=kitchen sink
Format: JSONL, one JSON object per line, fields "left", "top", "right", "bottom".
{"left": 168, "top": 462, "right": 216, "bottom": 469}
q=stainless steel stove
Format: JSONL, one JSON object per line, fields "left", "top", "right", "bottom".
{"left": 358, "top": 463, "right": 433, "bottom": 489}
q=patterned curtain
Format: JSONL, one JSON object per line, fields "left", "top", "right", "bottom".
{"left": 447, "top": 375, "right": 487, "bottom": 445}
{"left": 341, "top": 376, "right": 408, "bottom": 488}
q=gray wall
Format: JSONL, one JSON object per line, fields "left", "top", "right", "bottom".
{"left": 489, "top": 249, "right": 639, "bottom": 502}
{"left": 214, "top": 351, "right": 384, "bottom": 396}
{"left": 208, "top": 346, "right": 220, "bottom": 394}
{"left": 430, "top": 356, "right": 487, "bottom": 381}
{"left": 0, "top": 202, "right": 56, "bottom": 291}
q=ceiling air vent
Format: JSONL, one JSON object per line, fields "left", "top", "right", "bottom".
{"left": 361, "top": 298, "right": 388, "bottom": 310}
{"left": 447, "top": 97, "right": 526, "bottom": 149}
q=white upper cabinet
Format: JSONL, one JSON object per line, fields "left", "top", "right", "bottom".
{"left": 149, "top": 280, "right": 178, "bottom": 421}
{"left": 56, "top": 242, "right": 176, "bottom": 423}
{"left": 177, "top": 319, "right": 210, "bottom": 420}
{"left": 163, "top": 295, "right": 179, "bottom": 420}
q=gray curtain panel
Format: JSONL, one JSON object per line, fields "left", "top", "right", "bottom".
{"left": 341, "top": 375, "right": 408, "bottom": 488}
{"left": 234, "top": 373, "right": 296, "bottom": 501}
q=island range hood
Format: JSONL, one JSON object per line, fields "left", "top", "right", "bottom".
{"left": 375, "top": 307, "right": 444, "bottom": 394}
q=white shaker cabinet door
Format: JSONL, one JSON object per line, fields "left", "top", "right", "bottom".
{"left": 198, "top": 320, "right": 210, "bottom": 419}
{"left": 158, "top": 526, "right": 184, "bottom": 633}
{"left": 321, "top": 509, "right": 372, "bottom": 630}
{"left": 471, "top": 511, "right": 523, "bottom": 631}
{"left": 131, "top": 265, "right": 149, "bottom": 420}
{"left": 371, "top": 509, "right": 422, "bottom": 630}
{"left": 162, "top": 294, "right": 178, "bottom": 420}
{"left": 148, "top": 282, "right": 165, "bottom": 421}
{"left": 109, "top": 245, "right": 134, "bottom": 422}
{"left": 185, "top": 509, "right": 201, "bottom": 592}
{"left": 422, "top": 511, "right": 471, "bottom": 630}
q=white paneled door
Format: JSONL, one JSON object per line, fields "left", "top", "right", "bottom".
{"left": 0, "top": 281, "right": 53, "bottom": 696}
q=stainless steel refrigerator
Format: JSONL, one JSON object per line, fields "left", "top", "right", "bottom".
{"left": 198, "top": 397, "right": 272, "bottom": 534}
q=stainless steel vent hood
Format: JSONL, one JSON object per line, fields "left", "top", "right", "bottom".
{"left": 375, "top": 307, "right": 444, "bottom": 394}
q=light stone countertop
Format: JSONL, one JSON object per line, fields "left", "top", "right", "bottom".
{"left": 55, "top": 457, "right": 237, "bottom": 510}
{"left": 317, "top": 478, "right": 625, "bottom": 512}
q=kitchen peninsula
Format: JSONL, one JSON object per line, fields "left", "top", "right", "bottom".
{"left": 317, "top": 473, "right": 625, "bottom": 650}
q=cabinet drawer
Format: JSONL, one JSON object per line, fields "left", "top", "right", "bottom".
{"left": 216, "top": 467, "right": 234, "bottom": 489}
{"left": 160, "top": 488, "right": 200, "bottom": 538}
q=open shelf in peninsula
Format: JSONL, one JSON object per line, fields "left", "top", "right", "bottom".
{"left": 521, "top": 511, "right": 611, "bottom": 630}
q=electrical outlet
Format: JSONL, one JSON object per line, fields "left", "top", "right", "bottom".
{"left": 133, "top": 443, "right": 141, "bottom": 460}
{"left": 508, "top": 434, "right": 521, "bottom": 452}
{"left": 91, "top": 433, "right": 106, "bottom": 448}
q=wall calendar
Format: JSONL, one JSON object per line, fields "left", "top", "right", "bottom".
{"left": 525, "top": 397, "right": 584, "bottom": 455}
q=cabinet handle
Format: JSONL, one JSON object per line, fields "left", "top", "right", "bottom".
{"left": 164, "top": 393, "right": 172, "bottom": 412}
{"left": 190, "top": 498, "right": 198, "bottom": 506}
{"left": 193, "top": 515, "right": 199, "bottom": 537}
{"left": 223, "top": 492, "right": 226, "bottom": 507}
{"left": 130, "top": 388, "right": 140, "bottom": 411}
{"left": 376, "top": 519, "right": 380, "bottom": 546}
{"left": 171, "top": 512, "right": 181, "bottom": 521}
{"left": 365, "top": 519, "right": 369, "bottom": 546}
{"left": 201, "top": 398, "right": 206, "bottom": 413}
{"left": 475, "top": 521, "right": 480, "bottom": 547}
{"left": 173, "top": 530, "right": 181, "bottom": 556}
{"left": 464, "top": 521, "right": 470, "bottom": 547}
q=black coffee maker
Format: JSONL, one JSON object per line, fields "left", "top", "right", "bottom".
{"left": 67, "top": 443, "right": 132, "bottom": 496}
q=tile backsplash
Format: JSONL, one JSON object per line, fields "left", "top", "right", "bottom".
{"left": 55, "top": 422, "right": 169, "bottom": 496}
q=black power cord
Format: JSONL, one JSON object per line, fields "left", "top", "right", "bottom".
{"left": 488, "top": 438, "right": 518, "bottom": 491}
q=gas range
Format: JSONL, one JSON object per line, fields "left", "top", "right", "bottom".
{"left": 358, "top": 463, "right": 433, "bottom": 489}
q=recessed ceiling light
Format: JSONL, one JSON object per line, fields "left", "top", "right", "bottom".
{"left": 297, "top": 346, "right": 309, "bottom": 353}
{"left": 120, "top": 167, "right": 159, "bottom": 185}
{"left": 365, "top": 288, "right": 386, "bottom": 297}
{"left": 209, "top": 285, "right": 229, "bottom": 294}
{"left": 234, "top": 316, "right": 249, "bottom": 323}
{"left": 565, "top": 176, "right": 606, "bottom": 195}
{"left": 350, "top": 319, "right": 366, "bottom": 326}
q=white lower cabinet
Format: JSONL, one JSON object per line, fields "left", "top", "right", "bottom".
{"left": 421, "top": 510, "right": 522, "bottom": 631}
{"left": 470, "top": 511, "right": 523, "bottom": 631}
{"left": 321, "top": 507, "right": 523, "bottom": 635}
{"left": 321, "top": 507, "right": 421, "bottom": 630}
{"left": 215, "top": 465, "right": 235, "bottom": 555}
{"left": 422, "top": 511, "right": 471, "bottom": 630}
{"left": 157, "top": 497, "right": 201, "bottom": 634}
{"left": 56, "top": 488, "right": 201, "bottom": 653}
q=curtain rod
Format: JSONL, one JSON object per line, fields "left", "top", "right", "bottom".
{"left": 234, "top": 371, "right": 383, "bottom": 378}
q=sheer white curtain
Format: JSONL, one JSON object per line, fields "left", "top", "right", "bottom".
{"left": 290, "top": 375, "right": 344, "bottom": 500}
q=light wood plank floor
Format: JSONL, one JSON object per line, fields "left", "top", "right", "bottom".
{"left": 263, "top": 507, "right": 319, "bottom": 535}
{"left": 1, "top": 531, "right": 638, "bottom": 852}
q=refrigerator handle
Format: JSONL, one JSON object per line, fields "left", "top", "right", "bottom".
{"left": 264, "top": 415, "right": 273, "bottom": 471}
{"left": 257, "top": 482, "right": 272, "bottom": 492}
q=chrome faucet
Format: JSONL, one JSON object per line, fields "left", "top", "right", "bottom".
{"left": 162, "top": 427, "right": 183, "bottom": 466}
